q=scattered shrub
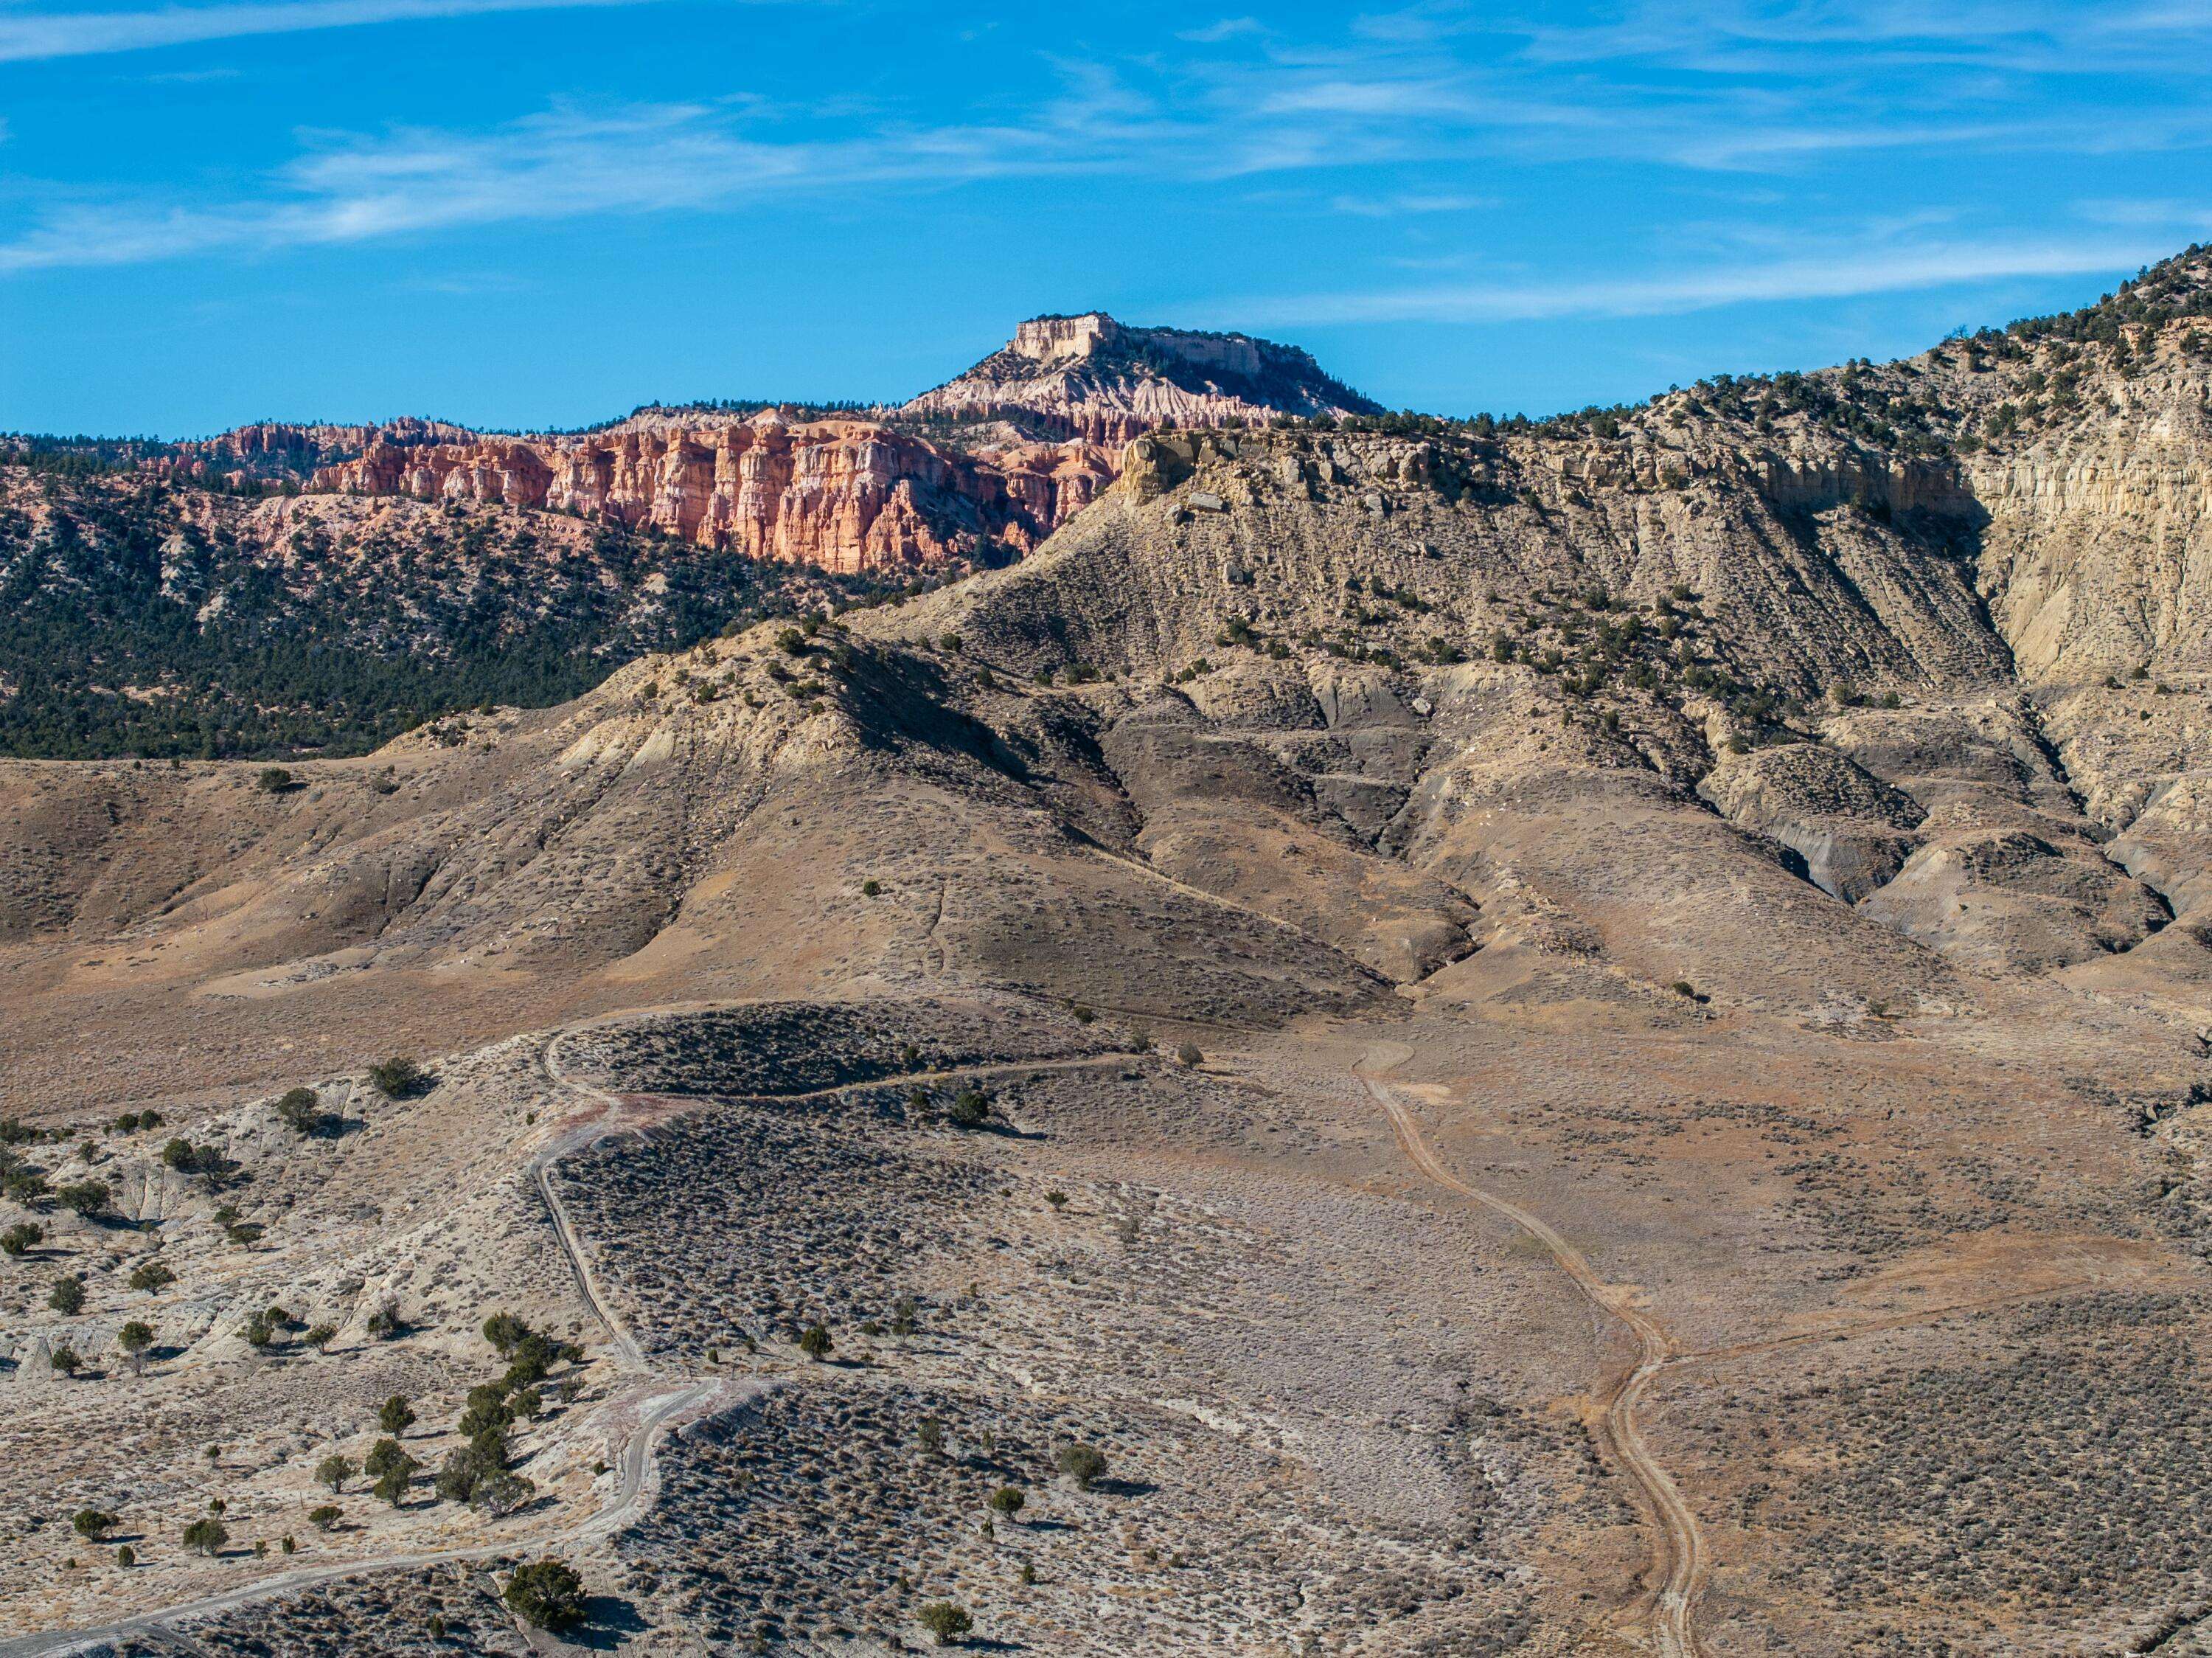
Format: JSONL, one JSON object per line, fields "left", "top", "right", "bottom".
{"left": 129, "top": 1259, "right": 174, "bottom": 1292}
{"left": 482, "top": 1311, "right": 530, "bottom": 1356}
{"left": 1055, "top": 1443, "right": 1107, "bottom": 1490}
{"left": 504, "top": 1560, "right": 585, "bottom": 1630}
{"left": 365, "top": 1437, "right": 414, "bottom": 1480}
{"left": 118, "top": 1319, "right": 155, "bottom": 1370}
{"left": 275, "top": 1088, "right": 326, "bottom": 1136}
{"left": 917, "top": 1602, "right": 973, "bottom": 1647}
{"left": 366, "top": 1058, "right": 423, "bottom": 1098}
{"left": 55, "top": 1179, "right": 110, "bottom": 1216}
{"left": 316, "top": 1454, "right": 356, "bottom": 1494}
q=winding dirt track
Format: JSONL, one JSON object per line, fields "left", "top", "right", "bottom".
{"left": 0, "top": 1023, "right": 752, "bottom": 1658}
{"left": 1357, "top": 1064, "right": 1708, "bottom": 1658}
{"left": 4, "top": 1016, "right": 1140, "bottom": 1656}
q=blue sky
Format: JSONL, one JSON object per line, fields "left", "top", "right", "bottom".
{"left": 4, "top": 0, "right": 2210, "bottom": 436}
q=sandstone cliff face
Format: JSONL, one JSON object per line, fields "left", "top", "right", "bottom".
{"left": 901, "top": 311, "right": 1385, "bottom": 443}
{"left": 157, "top": 417, "right": 476, "bottom": 488}
{"left": 1968, "top": 340, "right": 2212, "bottom": 687}
{"left": 310, "top": 412, "right": 1116, "bottom": 575}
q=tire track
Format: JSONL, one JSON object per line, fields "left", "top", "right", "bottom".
{"left": 1, "top": 1021, "right": 748, "bottom": 1658}
{"left": 1357, "top": 1064, "right": 1707, "bottom": 1658}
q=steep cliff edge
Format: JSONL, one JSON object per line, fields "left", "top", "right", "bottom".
{"left": 305, "top": 409, "right": 1116, "bottom": 574}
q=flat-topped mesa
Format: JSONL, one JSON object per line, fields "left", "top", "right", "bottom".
{"left": 307, "top": 409, "right": 1114, "bottom": 574}
{"left": 138, "top": 311, "right": 1382, "bottom": 569}
{"left": 902, "top": 312, "right": 1385, "bottom": 443}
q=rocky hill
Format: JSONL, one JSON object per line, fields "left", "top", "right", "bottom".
{"left": 6, "top": 254, "right": 2208, "bottom": 773}
{"left": 7, "top": 248, "right": 2209, "bottom": 1051}
{"left": 900, "top": 311, "right": 1385, "bottom": 443}
{"left": 32, "top": 314, "right": 1379, "bottom": 577}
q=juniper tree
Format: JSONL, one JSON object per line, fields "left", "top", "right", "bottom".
{"left": 504, "top": 1560, "right": 585, "bottom": 1629}
{"left": 917, "top": 1603, "right": 973, "bottom": 1647}
{"left": 316, "top": 1454, "right": 356, "bottom": 1494}
{"left": 119, "top": 1319, "right": 154, "bottom": 1373}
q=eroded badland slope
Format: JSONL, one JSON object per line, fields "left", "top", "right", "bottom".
{"left": 4, "top": 252, "right": 2212, "bottom": 1658}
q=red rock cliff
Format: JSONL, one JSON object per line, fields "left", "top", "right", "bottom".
{"left": 311, "top": 411, "right": 1113, "bottom": 573}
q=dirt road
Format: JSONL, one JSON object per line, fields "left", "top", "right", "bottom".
{"left": 7, "top": 1017, "right": 1135, "bottom": 1654}
{"left": 0, "top": 1025, "right": 753, "bottom": 1658}
{"left": 1357, "top": 1064, "right": 1708, "bottom": 1658}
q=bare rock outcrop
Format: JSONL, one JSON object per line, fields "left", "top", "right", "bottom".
{"left": 1699, "top": 742, "right": 1926, "bottom": 902}
{"left": 901, "top": 312, "right": 1384, "bottom": 443}
{"left": 307, "top": 411, "right": 1116, "bottom": 574}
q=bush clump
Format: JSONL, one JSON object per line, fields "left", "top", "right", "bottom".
{"left": 917, "top": 1603, "right": 973, "bottom": 1647}
{"left": 504, "top": 1560, "right": 585, "bottom": 1630}
{"left": 366, "top": 1057, "right": 424, "bottom": 1098}
{"left": 1055, "top": 1443, "right": 1107, "bottom": 1490}
{"left": 275, "top": 1088, "right": 328, "bottom": 1136}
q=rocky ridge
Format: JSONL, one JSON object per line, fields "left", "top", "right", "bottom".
{"left": 95, "top": 313, "right": 1382, "bottom": 574}
{"left": 303, "top": 410, "right": 1114, "bottom": 574}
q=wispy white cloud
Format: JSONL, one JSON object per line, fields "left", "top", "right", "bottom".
{"left": 5, "top": 1, "right": 2210, "bottom": 279}
{"left": 0, "top": 89, "right": 1193, "bottom": 273}
{"left": 0, "top": 0, "right": 684, "bottom": 63}
{"left": 2072, "top": 197, "right": 2212, "bottom": 231}
{"left": 1176, "top": 16, "right": 1265, "bottom": 45}
{"left": 1, "top": 104, "right": 818, "bottom": 270}
{"left": 1330, "top": 190, "right": 1492, "bottom": 216}
{"left": 1512, "top": 0, "right": 2212, "bottom": 77}
{"left": 1228, "top": 235, "right": 2188, "bottom": 326}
